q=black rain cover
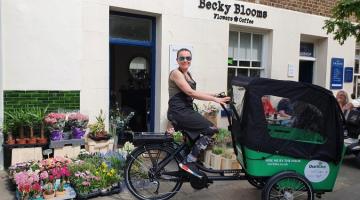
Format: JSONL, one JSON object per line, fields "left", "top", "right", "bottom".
{"left": 232, "top": 76, "right": 344, "bottom": 164}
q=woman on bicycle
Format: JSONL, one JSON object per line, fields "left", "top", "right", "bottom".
{"left": 167, "top": 48, "right": 230, "bottom": 177}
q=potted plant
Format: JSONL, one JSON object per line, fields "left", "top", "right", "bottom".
{"left": 44, "top": 113, "right": 66, "bottom": 141}
{"left": 1, "top": 122, "right": 16, "bottom": 145}
{"left": 54, "top": 166, "right": 70, "bottom": 197}
{"left": 5, "top": 109, "right": 28, "bottom": 144}
{"left": 200, "top": 102, "right": 219, "bottom": 126}
{"left": 24, "top": 108, "right": 37, "bottom": 144}
{"left": 14, "top": 171, "right": 41, "bottom": 200}
{"left": 88, "top": 110, "right": 111, "bottom": 141}
{"left": 29, "top": 106, "right": 48, "bottom": 144}
{"left": 110, "top": 104, "right": 135, "bottom": 146}
{"left": 67, "top": 112, "right": 89, "bottom": 139}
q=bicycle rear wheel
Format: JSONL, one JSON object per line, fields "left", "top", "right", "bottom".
{"left": 125, "top": 144, "right": 183, "bottom": 200}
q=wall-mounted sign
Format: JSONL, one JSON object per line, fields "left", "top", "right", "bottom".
{"left": 344, "top": 67, "right": 353, "bottom": 83}
{"left": 169, "top": 45, "right": 193, "bottom": 71}
{"left": 330, "top": 58, "right": 344, "bottom": 89}
{"left": 196, "top": 0, "right": 268, "bottom": 25}
{"left": 300, "top": 42, "right": 314, "bottom": 57}
{"left": 287, "top": 64, "right": 295, "bottom": 77}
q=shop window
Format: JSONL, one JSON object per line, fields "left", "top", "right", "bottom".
{"left": 228, "top": 31, "right": 263, "bottom": 91}
{"left": 110, "top": 14, "right": 152, "bottom": 42}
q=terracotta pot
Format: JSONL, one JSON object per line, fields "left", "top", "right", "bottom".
{"left": 16, "top": 138, "right": 27, "bottom": 144}
{"left": 27, "top": 138, "right": 37, "bottom": 144}
{"left": 43, "top": 191, "right": 55, "bottom": 199}
{"left": 6, "top": 139, "right": 16, "bottom": 145}
{"left": 37, "top": 137, "right": 48, "bottom": 144}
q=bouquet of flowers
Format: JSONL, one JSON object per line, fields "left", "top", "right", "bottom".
{"left": 44, "top": 113, "right": 66, "bottom": 141}
{"left": 67, "top": 113, "right": 89, "bottom": 139}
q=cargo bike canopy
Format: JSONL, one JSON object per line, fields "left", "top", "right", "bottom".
{"left": 231, "top": 76, "right": 344, "bottom": 164}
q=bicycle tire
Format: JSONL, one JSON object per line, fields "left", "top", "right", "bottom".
{"left": 125, "top": 144, "right": 183, "bottom": 200}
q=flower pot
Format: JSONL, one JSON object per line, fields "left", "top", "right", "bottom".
{"left": 62, "top": 131, "right": 71, "bottom": 140}
{"left": 6, "top": 139, "right": 16, "bottom": 145}
{"left": 27, "top": 137, "right": 37, "bottom": 144}
{"left": 50, "top": 130, "right": 63, "bottom": 141}
{"left": 37, "top": 137, "right": 48, "bottom": 144}
{"left": 16, "top": 138, "right": 27, "bottom": 144}
{"left": 55, "top": 190, "right": 66, "bottom": 197}
{"left": 42, "top": 191, "right": 55, "bottom": 199}
{"left": 72, "top": 128, "right": 85, "bottom": 139}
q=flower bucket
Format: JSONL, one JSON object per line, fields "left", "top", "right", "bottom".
{"left": 50, "top": 130, "right": 63, "bottom": 141}
{"left": 72, "top": 128, "right": 85, "bottom": 139}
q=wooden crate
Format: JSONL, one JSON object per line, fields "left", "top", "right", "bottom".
{"left": 11, "top": 147, "right": 43, "bottom": 166}
{"left": 85, "top": 138, "right": 114, "bottom": 153}
{"left": 203, "top": 150, "right": 241, "bottom": 170}
{"left": 50, "top": 139, "right": 85, "bottom": 159}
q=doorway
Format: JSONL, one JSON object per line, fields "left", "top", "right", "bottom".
{"left": 110, "top": 12, "right": 156, "bottom": 132}
{"left": 299, "top": 61, "right": 314, "bottom": 83}
{"left": 110, "top": 45, "right": 151, "bottom": 132}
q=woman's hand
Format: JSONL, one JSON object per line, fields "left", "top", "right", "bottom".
{"left": 214, "top": 96, "right": 231, "bottom": 106}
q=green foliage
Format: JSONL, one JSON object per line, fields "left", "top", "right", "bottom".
{"left": 88, "top": 110, "right": 106, "bottom": 134}
{"left": 28, "top": 106, "right": 49, "bottom": 128}
{"left": 214, "top": 128, "right": 231, "bottom": 144}
{"left": 173, "top": 131, "right": 183, "bottom": 143}
{"left": 323, "top": 0, "right": 360, "bottom": 44}
{"left": 212, "top": 146, "right": 225, "bottom": 155}
{"left": 4, "top": 106, "right": 49, "bottom": 131}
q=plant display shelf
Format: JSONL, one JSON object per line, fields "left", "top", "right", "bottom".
{"left": 85, "top": 137, "right": 114, "bottom": 153}
{"left": 74, "top": 182, "right": 123, "bottom": 200}
{"left": 3, "top": 143, "right": 48, "bottom": 168}
{"left": 16, "top": 185, "right": 76, "bottom": 200}
{"left": 49, "top": 139, "right": 85, "bottom": 159}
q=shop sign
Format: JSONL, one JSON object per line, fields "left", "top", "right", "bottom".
{"left": 344, "top": 67, "right": 353, "bottom": 83}
{"left": 330, "top": 58, "right": 344, "bottom": 89}
{"left": 300, "top": 42, "right": 314, "bottom": 57}
{"left": 197, "top": 0, "right": 268, "bottom": 24}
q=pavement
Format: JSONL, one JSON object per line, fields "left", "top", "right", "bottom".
{"left": 1, "top": 155, "right": 359, "bottom": 200}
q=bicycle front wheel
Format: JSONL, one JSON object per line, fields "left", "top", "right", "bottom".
{"left": 125, "top": 144, "right": 183, "bottom": 200}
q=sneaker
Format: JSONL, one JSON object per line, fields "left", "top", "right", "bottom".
{"left": 179, "top": 162, "right": 202, "bottom": 179}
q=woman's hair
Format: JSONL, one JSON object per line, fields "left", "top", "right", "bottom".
{"left": 336, "top": 90, "right": 349, "bottom": 104}
{"left": 176, "top": 48, "right": 192, "bottom": 58}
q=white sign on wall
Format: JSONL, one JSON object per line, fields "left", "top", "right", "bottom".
{"left": 169, "top": 45, "right": 193, "bottom": 71}
{"left": 287, "top": 64, "right": 295, "bottom": 77}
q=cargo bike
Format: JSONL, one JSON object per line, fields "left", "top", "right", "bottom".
{"left": 124, "top": 76, "right": 345, "bottom": 200}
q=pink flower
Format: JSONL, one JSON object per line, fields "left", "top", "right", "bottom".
{"left": 40, "top": 171, "right": 48, "bottom": 180}
{"left": 82, "top": 181, "right": 91, "bottom": 186}
{"left": 31, "top": 182, "right": 41, "bottom": 193}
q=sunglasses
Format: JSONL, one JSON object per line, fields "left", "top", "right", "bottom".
{"left": 178, "top": 56, "right": 192, "bottom": 62}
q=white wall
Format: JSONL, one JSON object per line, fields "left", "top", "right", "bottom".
{"left": 2, "top": 0, "right": 82, "bottom": 90}
{"left": 1, "top": 0, "right": 356, "bottom": 132}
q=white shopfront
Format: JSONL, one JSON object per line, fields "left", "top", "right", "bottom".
{"left": 0, "top": 0, "right": 356, "bottom": 137}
